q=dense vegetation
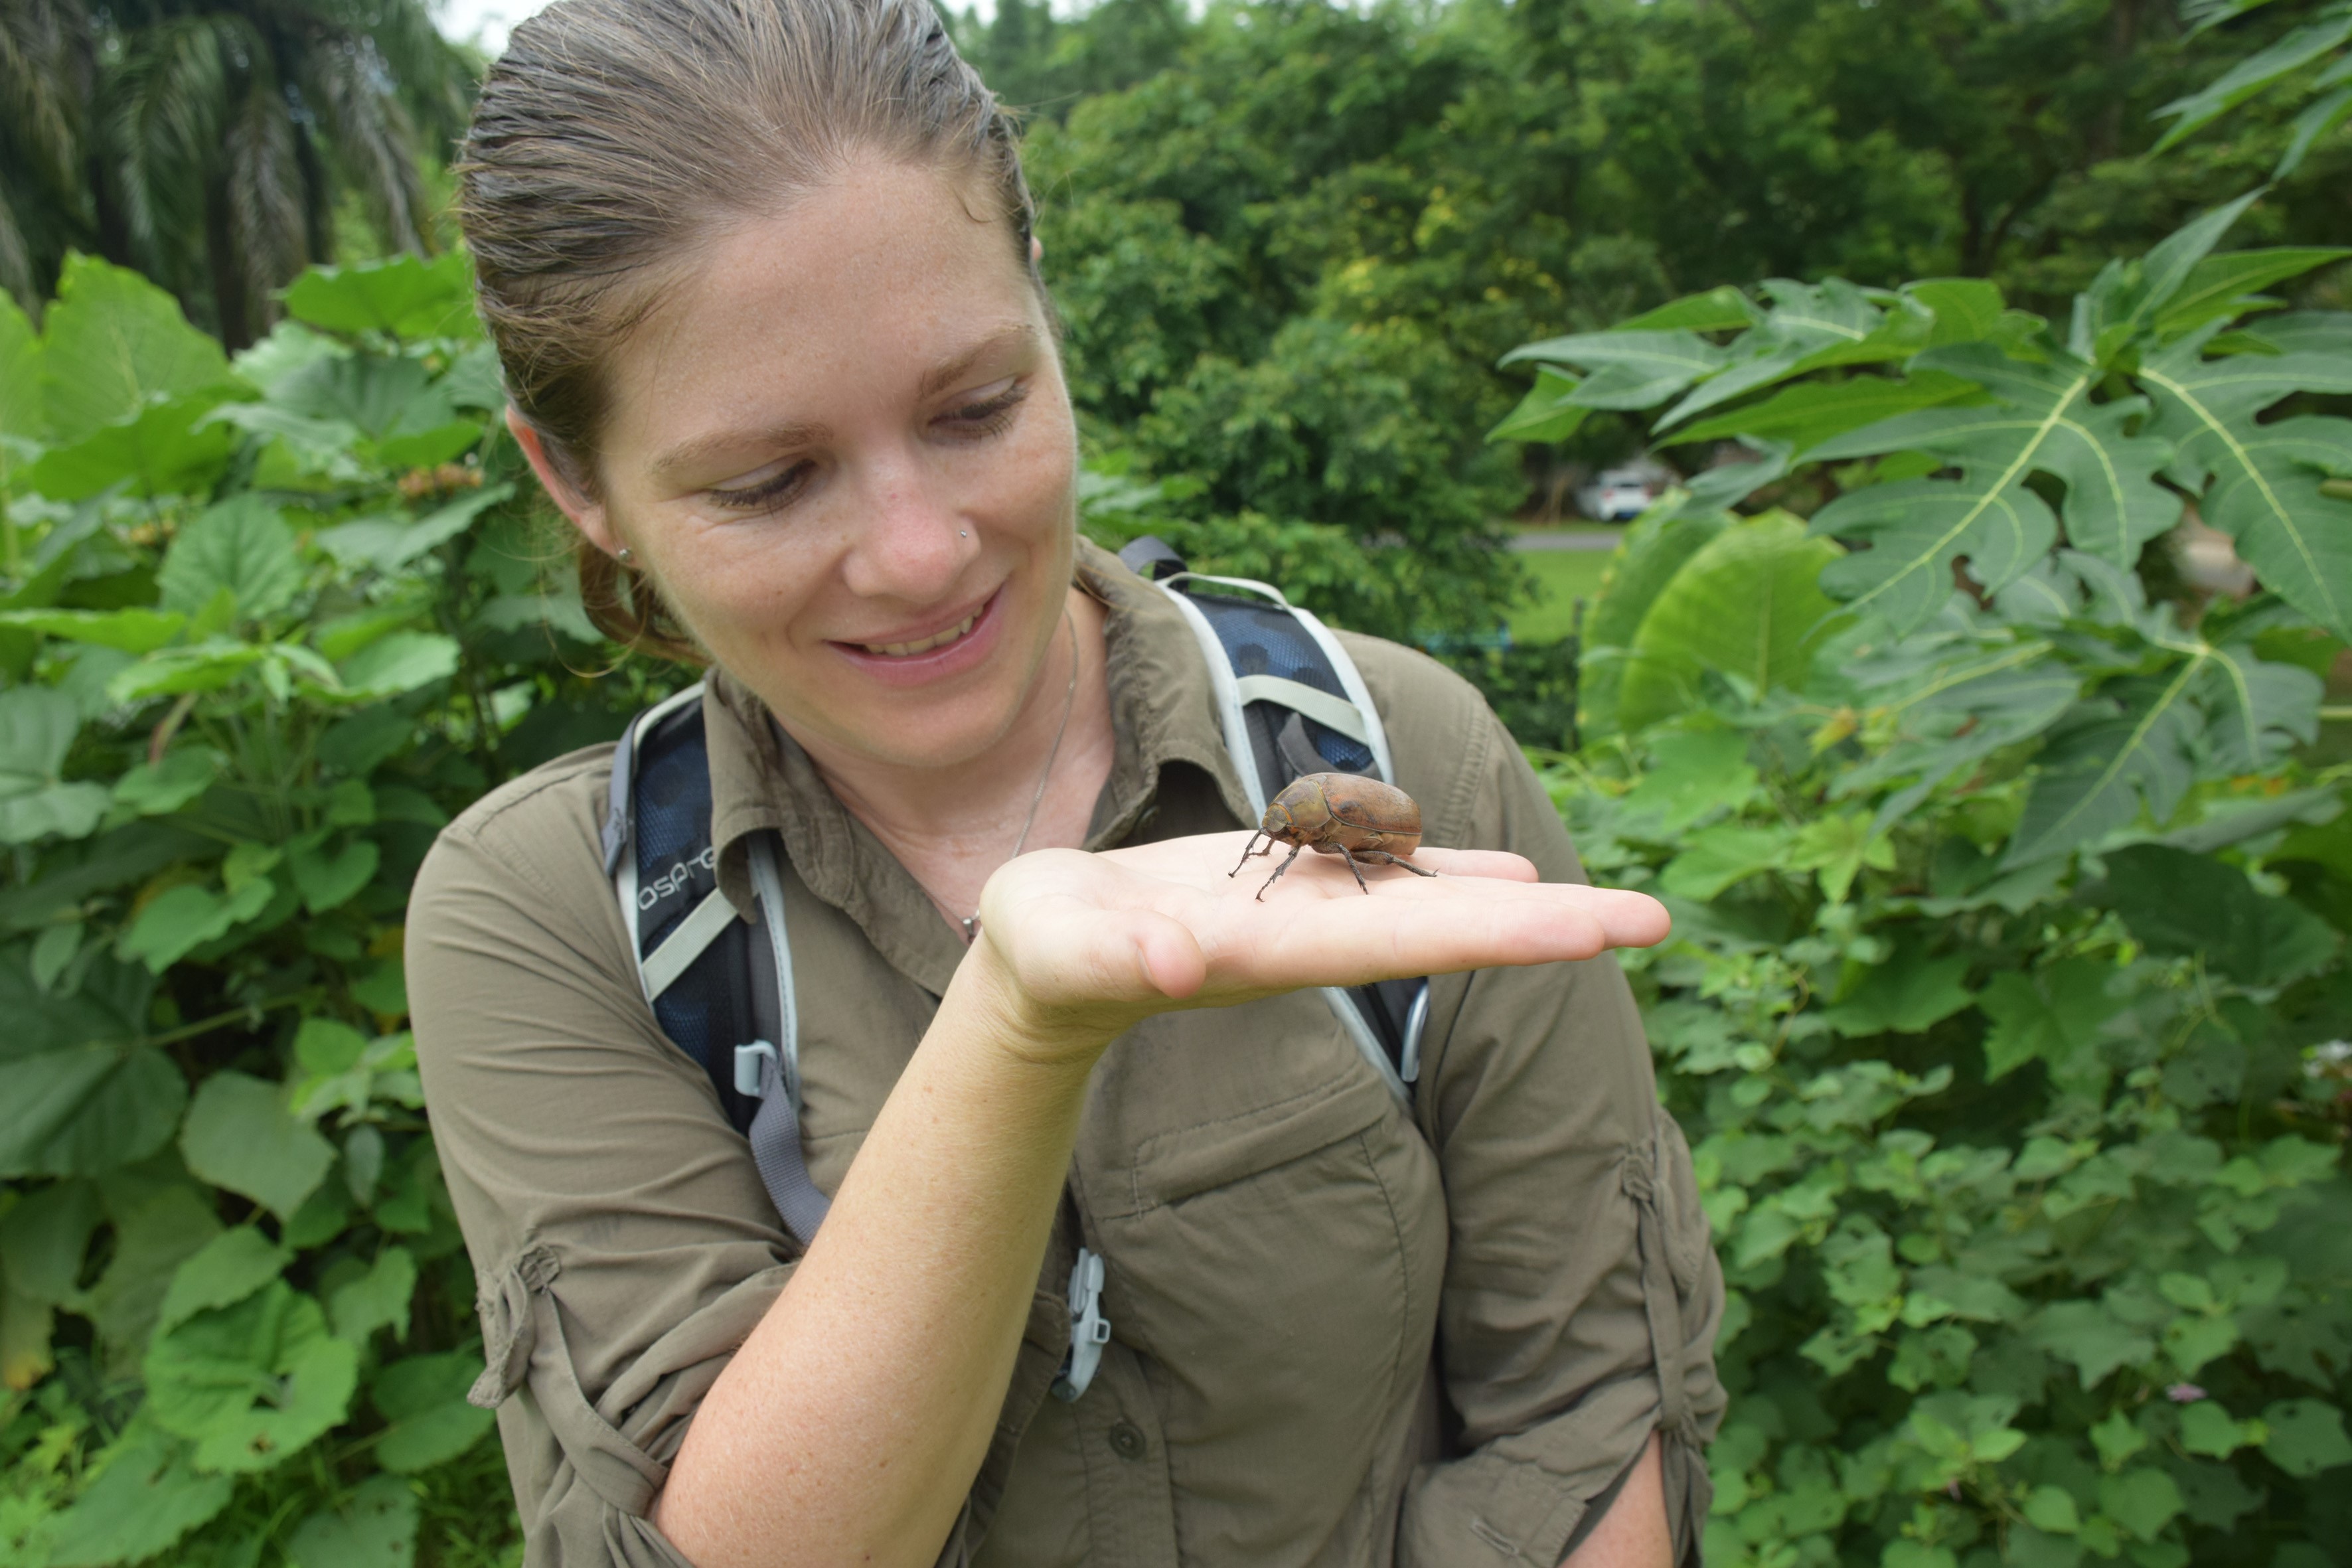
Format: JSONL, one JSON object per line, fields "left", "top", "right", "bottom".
{"left": 0, "top": 1, "right": 2347, "bottom": 1565}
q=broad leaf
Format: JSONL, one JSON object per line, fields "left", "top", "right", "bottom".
{"left": 328, "top": 1245, "right": 416, "bottom": 1343}
{"left": 2154, "top": 10, "right": 2352, "bottom": 149}
{"left": 1485, "top": 366, "right": 1588, "bottom": 443}
{"left": 179, "top": 1071, "right": 336, "bottom": 1221}
{"left": 1618, "top": 512, "right": 1845, "bottom": 731}
{"left": 143, "top": 1280, "right": 358, "bottom": 1473}
{"left": 0, "top": 607, "right": 189, "bottom": 654}
{"left": 157, "top": 1227, "right": 292, "bottom": 1336}
{"left": 2280, "top": 81, "right": 2352, "bottom": 175}
{"left": 112, "top": 747, "right": 220, "bottom": 817}
{"left": 1978, "top": 959, "right": 2124, "bottom": 1082}
{"left": 1811, "top": 345, "right": 2177, "bottom": 629}
{"left": 1672, "top": 369, "right": 1982, "bottom": 454}
{"left": 0, "top": 294, "right": 40, "bottom": 447}
{"left": 2155, "top": 248, "right": 2352, "bottom": 339}
{"left": 0, "top": 958, "right": 184, "bottom": 1178}
{"left": 286, "top": 1475, "right": 421, "bottom": 1568}
{"left": 84, "top": 1181, "right": 220, "bottom": 1365}
{"left": 0, "top": 1179, "right": 101, "bottom": 1304}
{"left": 25, "top": 393, "right": 238, "bottom": 501}
{"left": 1498, "top": 329, "right": 1729, "bottom": 409}
{"left": 282, "top": 250, "right": 477, "bottom": 341}
{"left": 0, "top": 686, "right": 110, "bottom": 844}
{"left": 2141, "top": 335, "right": 2352, "bottom": 637}
{"left": 335, "top": 631, "right": 461, "bottom": 700}
{"left": 313, "top": 484, "right": 513, "bottom": 574}
{"left": 44, "top": 1421, "right": 234, "bottom": 1568}
{"left": 2261, "top": 1399, "right": 2352, "bottom": 1476}
{"left": 2103, "top": 844, "right": 2338, "bottom": 986}
{"left": 1822, "top": 950, "right": 1974, "bottom": 1036}
{"left": 372, "top": 1351, "right": 495, "bottom": 1473}
{"left": 1658, "top": 823, "right": 1795, "bottom": 900}
{"left": 157, "top": 495, "right": 304, "bottom": 622}
{"left": 38, "top": 256, "right": 234, "bottom": 446}
{"left": 118, "top": 877, "right": 274, "bottom": 971}
{"left": 1656, "top": 278, "right": 1891, "bottom": 430}
{"left": 1614, "top": 285, "right": 1760, "bottom": 334}
{"left": 2069, "top": 192, "right": 2263, "bottom": 362}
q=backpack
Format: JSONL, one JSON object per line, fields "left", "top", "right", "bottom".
{"left": 597, "top": 539, "right": 1430, "bottom": 1397}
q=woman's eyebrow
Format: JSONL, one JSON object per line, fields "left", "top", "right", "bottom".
{"left": 650, "top": 420, "right": 831, "bottom": 483}
{"left": 917, "top": 324, "right": 1040, "bottom": 400}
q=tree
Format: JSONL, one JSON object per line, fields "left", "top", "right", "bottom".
{"left": 0, "top": 0, "right": 476, "bottom": 346}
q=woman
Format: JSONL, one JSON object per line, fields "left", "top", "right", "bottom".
{"left": 408, "top": 2, "right": 1725, "bottom": 1565}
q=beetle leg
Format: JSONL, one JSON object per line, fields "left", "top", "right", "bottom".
{"left": 1356, "top": 850, "right": 1439, "bottom": 879}
{"left": 1255, "top": 841, "right": 1307, "bottom": 901}
{"left": 1228, "top": 830, "right": 1269, "bottom": 879}
{"left": 1334, "top": 844, "right": 1373, "bottom": 894}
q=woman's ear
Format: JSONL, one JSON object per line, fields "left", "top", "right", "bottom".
{"left": 507, "top": 408, "right": 623, "bottom": 556}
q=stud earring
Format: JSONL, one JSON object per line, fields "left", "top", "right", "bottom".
{"left": 959, "top": 529, "right": 970, "bottom": 539}
{"left": 615, "top": 546, "right": 633, "bottom": 564}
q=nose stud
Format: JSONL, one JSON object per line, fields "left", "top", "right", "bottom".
{"left": 959, "top": 530, "right": 969, "bottom": 538}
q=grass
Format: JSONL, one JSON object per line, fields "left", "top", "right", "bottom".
{"left": 1510, "top": 547, "right": 1616, "bottom": 645}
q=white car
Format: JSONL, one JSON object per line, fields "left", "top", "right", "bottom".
{"left": 1576, "top": 466, "right": 1664, "bottom": 521}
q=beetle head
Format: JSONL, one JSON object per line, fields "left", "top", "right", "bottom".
{"left": 1264, "top": 775, "right": 1332, "bottom": 839}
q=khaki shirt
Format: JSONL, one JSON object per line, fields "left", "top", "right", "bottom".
{"left": 408, "top": 541, "right": 1725, "bottom": 1568}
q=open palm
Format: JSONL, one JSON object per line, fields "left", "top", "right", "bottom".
{"left": 973, "top": 831, "right": 1669, "bottom": 1054}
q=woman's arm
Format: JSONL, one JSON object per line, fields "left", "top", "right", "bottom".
{"left": 1562, "top": 1436, "right": 1671, "bottom": 1568}
{"left": 649, "top": 838, "right": 1670, "bottom": 1568}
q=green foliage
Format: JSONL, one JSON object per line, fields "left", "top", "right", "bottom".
{"left": 0, "top": 252, "right": 649, "bottom": 1566}
{"left": 1505, "top": 197, "right": 2351, "bottom": 1563}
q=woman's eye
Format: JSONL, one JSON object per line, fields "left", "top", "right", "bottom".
{"left": 938, "top": 379, "right": 1027, "bottom": 437}
{"left": 708, "top": 461, "right": 811, "bottom": 512}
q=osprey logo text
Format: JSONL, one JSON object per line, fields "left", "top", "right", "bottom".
{"left": 638, "top": 844, "right": 718, "bottom": 911}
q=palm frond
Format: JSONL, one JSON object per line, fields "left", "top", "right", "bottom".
{"left": 103, "top": 14, "right": 244, "bottom": 268}
{"left": 224, "top": 68, "right": 307, "bottom": 331}
{"left": 297, "top": 37, "right": 431, "bottom": 254}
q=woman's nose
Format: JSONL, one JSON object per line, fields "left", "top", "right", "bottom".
{"left": 837, "top": 448, "right": 973, "bottom": 601}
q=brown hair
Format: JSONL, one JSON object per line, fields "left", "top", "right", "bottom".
{"left": 455, "top": 0, "right": 1040, "bottom": 659}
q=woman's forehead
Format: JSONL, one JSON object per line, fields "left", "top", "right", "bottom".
{"left": 605, "top": 160, "right": 1042, "bottom": 449}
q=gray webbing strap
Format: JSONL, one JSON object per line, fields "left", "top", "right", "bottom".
{"left": 745, "top": 1046, "right": 831, "bottom": 1249}
{"left": 640, "top": 890, "right": 738, "bottom": 1002}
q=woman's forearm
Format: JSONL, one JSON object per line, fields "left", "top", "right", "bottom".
{"left": 653, "top": 949, "right": 1101, "bottom": 1568}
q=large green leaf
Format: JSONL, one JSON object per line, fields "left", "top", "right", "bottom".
{"left": 286, "top": 1475, "right": 421, "bottom": 1568}
{"left": 0, "top": 686, "right": 110, "bottom": 844}
{"left": 1655, "top": 278, "right": 1893, "bottom": 430}
{"left": 2068, "top": 193, "right": 2263, "bottom": 364}
{"left": 1485, "top": 366, "right": 1589, "bottom": 444}
{"left": 1498, "top": 329, "right": 1729, "bottom": 409}
{"left": 2153, "top": 7, "right": 2352, "bottom": 150}
{"left": 2102, "top": 844, "right": 2339, "bottom": 987}
{"left": 156, "top": 495, "right": 304, "bottom": 622}
{"left": 84, "top": 1180, "right": 220, "bottom": 1365}
{"left": 179, "top": 1071, "right": 336, "bottom": 1221}
{"left": 335, "top": 631, "right": 461, "bottom": 700}
{"left": 0, "top": 958, "right": 185, "bottom": 1178}
{"left": 0, "top": 607, "right": 189, "bottom": 654}
{"left": 24, "top": 394, "right": 238, "bottom": 502}
{"left": 281, "top": 250, "right": 478, "bottom": 341}
{"left": 2154, "top": 249, "right": 2352, "bottom": 339}
{"left": 44, "top": 1421, "right": 235, "bottom": 1568}
{"left": 1672, "top": 369, "right": 1982, "bottom": 454}
{"left": 143, "top": 1280, "right": 358, "bottom": 1473}
{"left": 2140, "top": 335, "right": 2352, "bottom": 638}
{"left": 2006, "top": 639, "right": 2319, "bottom": 866}
{"left": 39, "top": 256, "right": 234, "bottom": 446}
{"left": 156, "top": 1227, "right": 292, "bottom": 1336}
{"left": 372, "top": 1351, "right": 495, "bottom": 1474}
{"left": 1577, "top": 512, "right": 1731, "bottom": 736}
{"left": 1810, "top": 345, "right": 2176, "bottom": 629}
{"left": 0, "top": 293, "right": 40, "bottom": 449}
{"left": 118, "top": 877, "right": 275, "bottom": 972}
{"left": 1618, "top": 512, "right": 1845, "bottom": 732}
{"left": 313, "top": 484, "right": 513, "bottom": 575}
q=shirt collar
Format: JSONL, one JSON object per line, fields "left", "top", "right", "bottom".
{"left": 704, "top": 537, "right": 1253, "bottom": 995}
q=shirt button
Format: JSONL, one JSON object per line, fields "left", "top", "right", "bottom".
{"left": 1108, "top": 1421, "right": 1148, "bottom": 1461}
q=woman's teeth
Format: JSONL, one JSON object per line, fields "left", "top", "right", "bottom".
{"left": 863, "top": 612, "right": 978, "bottom": 658}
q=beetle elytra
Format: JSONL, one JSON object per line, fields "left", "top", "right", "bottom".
{"left": 1229, "top": 771, "right": 1439, "bottom": 900}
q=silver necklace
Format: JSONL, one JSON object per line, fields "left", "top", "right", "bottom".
{"left": 918, "top": 605, "right": 1080, "bottom": 943}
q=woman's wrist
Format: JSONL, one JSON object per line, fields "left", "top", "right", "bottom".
{"left": 945, "top": 931, "right": 1128, "bottom": 1078}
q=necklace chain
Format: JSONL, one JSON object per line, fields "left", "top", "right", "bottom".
{"left": 913, "top": 605, "right": 1080, "bottom": 943}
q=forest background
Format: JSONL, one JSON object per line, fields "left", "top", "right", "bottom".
{"left": 1, "top": 0, "right": 2349, "bottom": 1565}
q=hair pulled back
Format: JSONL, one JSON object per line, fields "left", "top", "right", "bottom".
{"left": 456, "top": 0, "right": 1038, "bottom": 657}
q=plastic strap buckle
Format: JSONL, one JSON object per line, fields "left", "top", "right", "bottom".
{"left": 734, "top": 1041, "right": 777, "bottom": 1098}
{"left": 1050, "top": 1247, "right": 1112, "bottom": 1402}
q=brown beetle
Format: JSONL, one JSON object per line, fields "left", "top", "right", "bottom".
{"left": 1229, "top": 772, "right": 1440, "bottom": 900}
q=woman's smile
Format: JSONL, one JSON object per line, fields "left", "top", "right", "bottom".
{"left": 829, "top": 584, "right": 1008, "bottom": 686}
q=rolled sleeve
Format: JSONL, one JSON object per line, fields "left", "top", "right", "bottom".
{"left": 1347, "top": 649, "right": 1727, "bottom": 1568}
{"left": 408, "top": 762, "right": 799, "bottom": 1567}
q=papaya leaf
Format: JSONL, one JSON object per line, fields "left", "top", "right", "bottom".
{"left": 2154, "top": 248, "right": 2352, "bottom": 339}
{"left": 1810, "top": 345, "right": 2177, "bottom": 629}
{"left": 2069, "top": 192, "right": 2263, "bottom": 362}
{"left": 1485, "top": 366, "right": 1589, "bottom": 444}
{"left": 1498, "top": 329, "right": 1729, "bottom": 408}
{"left": 143, "top": 1281, "right": 358, "bottom": 1473}
{"left": 1909, "top": 278, "right": 2009, "bottom": 345}
{"left": 2140, "top": 336, "right": 2352, "bottom": 637}
{"left": 1670, "top": 369, "right": 1982, "bottom": 454}
{"left": 2153, "top": 10, "right": 2352, "bottom": 150}
{"left": 1654, "top": 279, "right": 1889, "bottom": 430}
{"left": 1612, "top": 285, "right": 1761, "bottom": 334}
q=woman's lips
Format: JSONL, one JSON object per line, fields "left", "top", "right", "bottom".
{"left": 826, "top": 587, "right": 1004, "bottom": 684}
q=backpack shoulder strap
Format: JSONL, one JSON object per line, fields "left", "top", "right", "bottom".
{"left": 1133, "top": 553, "right": 1433, "bottom": 1100}
{"left": 604, "top": 684, "right": 829, "bottom": 1248}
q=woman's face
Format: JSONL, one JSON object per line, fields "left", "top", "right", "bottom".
{"left": 542, "top": 156, "right": 1079, "bottom": 772}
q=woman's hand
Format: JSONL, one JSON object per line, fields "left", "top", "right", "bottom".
{"left": 968, "top": 832, "right": 1670, "bottom": 1065}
